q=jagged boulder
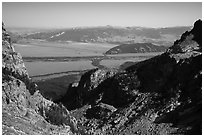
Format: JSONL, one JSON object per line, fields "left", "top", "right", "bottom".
{"left": 76, "top": 68, "right": 118, "bottom": 105}
{"left": 42, "top": 103, "right": 78, "bottom": 132}
{"left": 85, "top": 103, "right": 117, "bottom": 119}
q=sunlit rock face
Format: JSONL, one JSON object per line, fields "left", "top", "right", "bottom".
{"left": 2, "top": 23, "right": 79, "bottom": 135}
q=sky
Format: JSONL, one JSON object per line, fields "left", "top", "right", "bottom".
{"left": 2, "top": 2, "right": 202, "bottom": 28}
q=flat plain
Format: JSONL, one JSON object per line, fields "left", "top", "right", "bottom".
{"left": 15, "top": 39, "right": 160, "bottom": 77}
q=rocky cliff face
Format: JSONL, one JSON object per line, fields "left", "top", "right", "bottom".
{"left": 2, "top": 23, "right": 80, "bottom": 135}
{"left": 59, "top": 20, "right": 202, "bottom": 134}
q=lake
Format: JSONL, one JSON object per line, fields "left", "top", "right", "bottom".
{"left": 14, "top": 40, "right": 162, "bottom": 77}
{"left": 25, "top": 60, "right": 95, "bottom": 76}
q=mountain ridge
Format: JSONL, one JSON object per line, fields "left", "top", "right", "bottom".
{"left": 22, "top": 26, "right": 191, "bottom": 46}
{"left": 57, "top": 19, "right": 202, "bottom": 134}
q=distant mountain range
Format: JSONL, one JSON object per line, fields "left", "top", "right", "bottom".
{"left": 105, "top": 43, "right": 167, "bottom": 54}
{"left": 7, "top": 31, "right": 23, "bottom": 43}
{"left": 12, "top": 26, "right": 192, "bottom": 46}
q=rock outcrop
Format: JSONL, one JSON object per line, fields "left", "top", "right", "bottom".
{"left": 60, "top": 20, "right": 202, "bottom": 135}
{"left": 56, "top": 68, "right": 118, "bottom": 110}
{"left": 2, "top": 23, "right": 79, "bottom": 135}
{"left": 85, "top": 103, "right": 117, "bottom": 119}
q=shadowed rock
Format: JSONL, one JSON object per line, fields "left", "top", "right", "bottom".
{"left": 60, "top": 19, "right": 202, "bottom": 135}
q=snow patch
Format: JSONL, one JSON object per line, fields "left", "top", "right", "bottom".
{"left": 50, "top": 32, "right": 65, "bottom": 39}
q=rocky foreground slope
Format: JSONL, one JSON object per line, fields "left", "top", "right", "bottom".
{"left": 58, "top": 20, "right": 202, "bottom": 134}
{"left": 2, "top": 23, "right": 81, "bottom": 135}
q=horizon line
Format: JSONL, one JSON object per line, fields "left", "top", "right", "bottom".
{"left": 5, "top": 24, "right": 194, "bottom": 30}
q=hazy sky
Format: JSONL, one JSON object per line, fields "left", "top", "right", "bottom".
{"left": 2, "top": 2, "right": 202, "bottom": 28}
